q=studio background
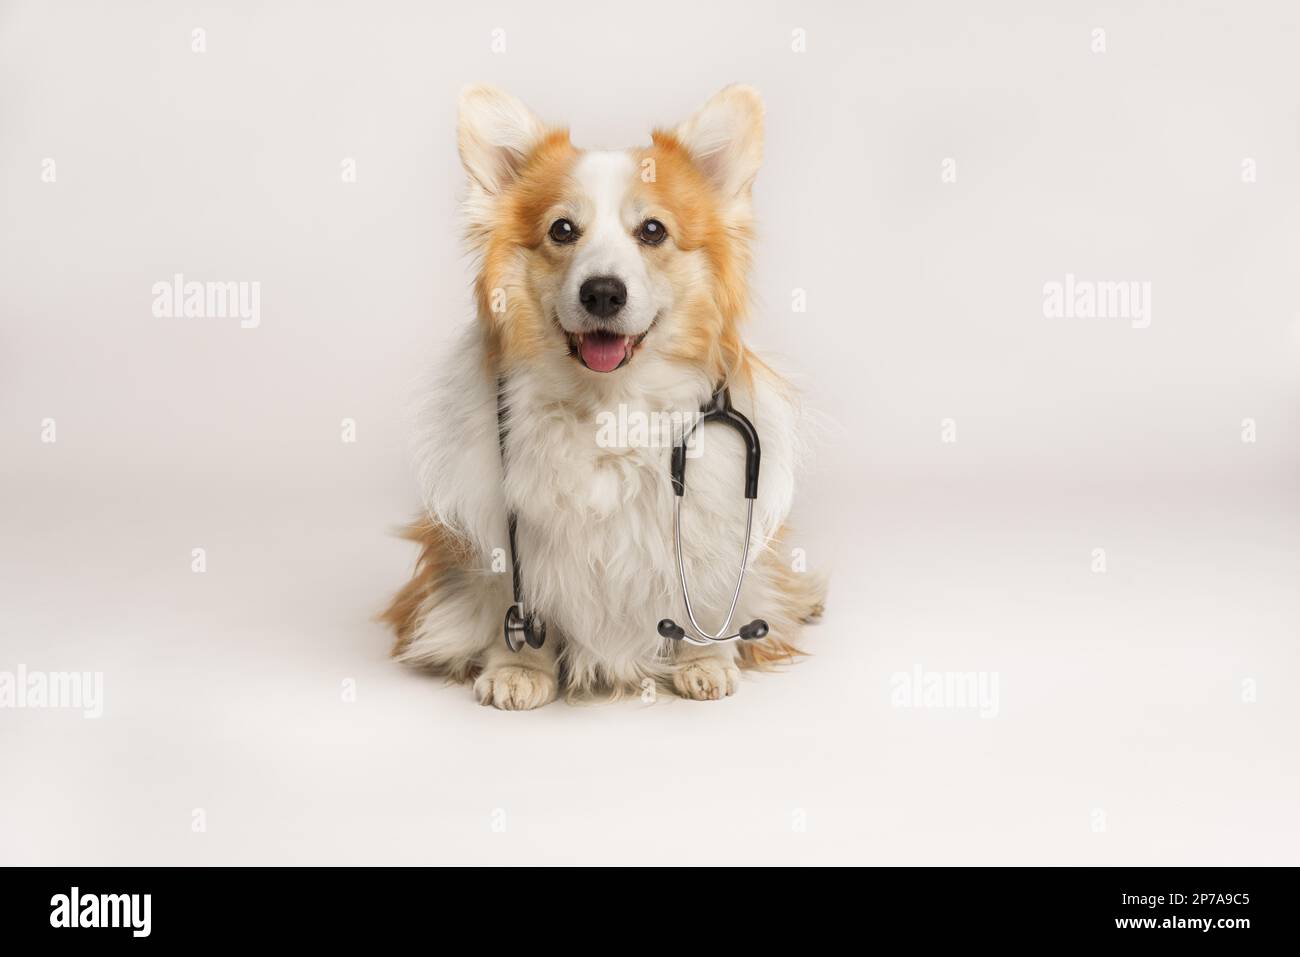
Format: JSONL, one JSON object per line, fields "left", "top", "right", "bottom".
{"left": 2, "top": 0, "right": 1297, "bottom": 864}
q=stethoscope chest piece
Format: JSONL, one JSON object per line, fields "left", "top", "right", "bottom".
{"left": 503, "top": 604, "right": 546, "bottom": 652}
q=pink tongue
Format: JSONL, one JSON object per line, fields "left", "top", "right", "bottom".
{"left": 579, "top": 333, "right": 628, "bottom": 373}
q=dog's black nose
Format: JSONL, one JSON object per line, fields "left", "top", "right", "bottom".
{"left": 579, "top": 276, "right": 627, "bottom": 319}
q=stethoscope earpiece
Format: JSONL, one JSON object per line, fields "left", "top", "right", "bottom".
{"left": 659, "top": 617, "right": 769, "bottom": 644}
{"left": 657, "top": 619, "right": 687, "bottom": 641}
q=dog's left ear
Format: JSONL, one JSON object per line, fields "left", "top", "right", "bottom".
{"left": 674, "top": 85, "right": 764, "bottom": 199}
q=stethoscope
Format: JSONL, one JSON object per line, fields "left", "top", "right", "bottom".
{"left": 499, "top": 383, "right": 768, "bottom": 652}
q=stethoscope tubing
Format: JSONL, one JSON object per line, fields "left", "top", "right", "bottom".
{"left": 498, "top": 380, "right": 766, "bottom": 652}
{"left": 672, "top": 495, "right": 755, "bottom": 644}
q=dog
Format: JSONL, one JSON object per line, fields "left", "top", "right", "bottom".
{"left": 383, "top": 84, "right": 825, "bottom": 708}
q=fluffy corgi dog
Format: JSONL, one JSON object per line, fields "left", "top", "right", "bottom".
{"left": 384, "top": 84, "right": 825, "bottom": 708}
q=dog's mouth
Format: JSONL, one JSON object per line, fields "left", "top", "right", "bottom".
{"left": 565, "top": 325, "right": 653, "bottom": 373}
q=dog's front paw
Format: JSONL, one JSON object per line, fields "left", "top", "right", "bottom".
{"left": 474, "top": 665, "right": 558, "bottom": 710}
{"left": 672, "top": 660, "right": 740, "bottom": 701}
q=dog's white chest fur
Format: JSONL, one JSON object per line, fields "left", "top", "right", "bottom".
{"left": 412, "top": 327, "right": 799, "bottom": 687}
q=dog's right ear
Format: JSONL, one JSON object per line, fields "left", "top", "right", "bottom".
{"left": 457, "top": 85, "right": 547, "bottom": 196}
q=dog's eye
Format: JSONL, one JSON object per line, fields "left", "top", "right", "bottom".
{"left": 548, "top": 219, "right": 578, "bottom": 244}
{"left": 637, "top": 219, "right": 667, "bottom": 246}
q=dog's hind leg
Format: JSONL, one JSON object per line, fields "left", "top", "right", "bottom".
{"left": 734, "top": 527, "right": 827, "bottom": 671}
{"left": 383, "top": 517, "right": 559, "bottom": 708}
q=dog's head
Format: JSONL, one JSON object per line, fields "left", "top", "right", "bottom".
{"left": 458, "top": 85, "right": 763, "bottom": 383}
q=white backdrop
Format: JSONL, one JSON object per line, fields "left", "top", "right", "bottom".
{"left": 2, "top": 0, "right": 1297, "bottom": 865}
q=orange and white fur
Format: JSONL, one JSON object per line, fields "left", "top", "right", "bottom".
{"left": 384, "top": 84, "right": 824, "bottom": 708}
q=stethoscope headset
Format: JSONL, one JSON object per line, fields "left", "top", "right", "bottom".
{"left": 498, "top": 381, "right": 769, "bottom": 653}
